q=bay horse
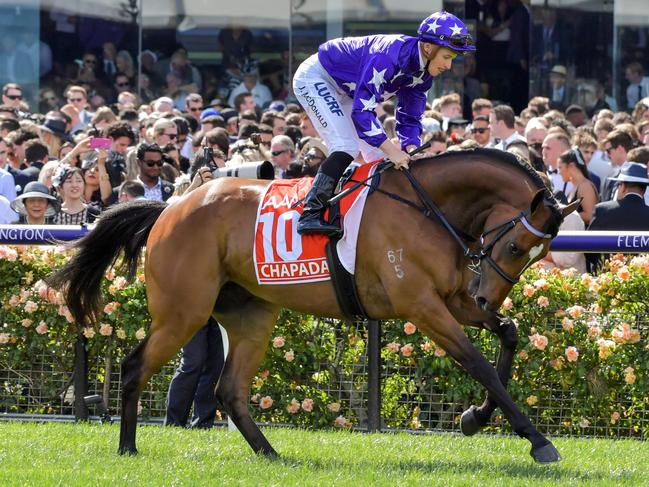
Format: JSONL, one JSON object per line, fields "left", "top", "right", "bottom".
{"left": 49, "top": 148, "right": 578, "bottom": 464}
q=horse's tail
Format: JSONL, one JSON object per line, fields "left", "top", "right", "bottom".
{"left": 47, "top": 200, "right": 167, "bottom": 326}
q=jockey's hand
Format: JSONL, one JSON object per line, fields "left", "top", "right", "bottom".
{"left": 390, "top": 149, "right": 410, "bottom": 170}
{"left": 381, "top": 140, "right": 410, "bottom": 170}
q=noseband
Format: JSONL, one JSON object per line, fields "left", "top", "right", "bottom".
{"left": 362, "top": 161, "right": 554, "bottom": 285}
{"left": 469, "top": 210, "right": 553, "bottom": 284}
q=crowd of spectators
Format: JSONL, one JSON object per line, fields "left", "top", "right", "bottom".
{"left": 0, "top": 55, "right": 648, "bottom": 274}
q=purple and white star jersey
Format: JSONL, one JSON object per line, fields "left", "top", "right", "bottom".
{"left": 317, "top": 35, "right": 432, "bottom": 150}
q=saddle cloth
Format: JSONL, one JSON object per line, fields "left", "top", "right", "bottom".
{"left": 253, "top": 161, "right": 380, "bottom": 285}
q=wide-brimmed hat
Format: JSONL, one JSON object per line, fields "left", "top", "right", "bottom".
{"left": 550, "top": 65, "right": 567, "bottom": 77}
{"left": 10, "top": 181, "right": 59, "bottom": 217}
{"left": 305, "top": 138, "right": 329, "bottom": 158}
{"left": 609, "top": 162, "right": 649, "bottom": 185}
{"left": 40, "top": 117, "right": 71, "bottom": 142}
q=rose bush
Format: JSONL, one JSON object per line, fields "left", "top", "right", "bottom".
{"left": 0, "top": 246, "right": 648, "bottom": 437}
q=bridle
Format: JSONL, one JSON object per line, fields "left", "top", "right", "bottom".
{"left": 343, "top": 159, "right": 556, "bottom": 285}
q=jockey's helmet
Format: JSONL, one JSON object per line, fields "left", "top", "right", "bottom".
{"left": 417, "top": 11, "right": 476, "bottom": 53}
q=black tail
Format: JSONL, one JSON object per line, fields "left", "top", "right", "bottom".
{"left": 47, "top": 200, "right": 167, "bottom": 326}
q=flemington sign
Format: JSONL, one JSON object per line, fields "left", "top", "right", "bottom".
{"left": 0, "top": 226, "right": 648, "bottom": 253}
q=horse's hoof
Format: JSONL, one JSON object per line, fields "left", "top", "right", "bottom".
{"left": 460, "top": 406, "right": 481, "bottom": 436}
{"left": 530, "top": 443, "right": 561, "bottom": 464}
{"left": 118, "top": 446, "right": 138, "bottom": 456}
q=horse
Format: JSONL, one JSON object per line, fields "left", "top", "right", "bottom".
{"left": 48, "top": 148, "right": 578, "bottom": 464}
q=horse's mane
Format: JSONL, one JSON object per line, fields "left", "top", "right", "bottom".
{"left": 420, "top": 148, "right": 557, "bottom": 204}
{"left": 415, "top": 148, "right": 563, "bottom": 236}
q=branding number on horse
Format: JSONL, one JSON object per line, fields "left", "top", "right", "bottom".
{"left": 387, "top": 248, "right": 405, "bottom": 279}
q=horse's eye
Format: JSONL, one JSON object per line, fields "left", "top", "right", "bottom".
{"left": 509, "top": 242, "right": 520, "bottom": 255}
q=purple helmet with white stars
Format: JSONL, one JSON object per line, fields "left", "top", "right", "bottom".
{"left": 417, "top": 11, "right": 476, "bottom": 53}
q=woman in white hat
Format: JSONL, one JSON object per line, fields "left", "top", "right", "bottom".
{"left": 9, "top": 181, "right": 59, "bottom": 225}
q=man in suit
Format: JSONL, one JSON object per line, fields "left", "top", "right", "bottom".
{"left": 135, "top": 142, "right": 175, "bottom": 202}
{"left": 14, "top": 140, "right": 48, "bottom": 195}
{"left": 587, "top": 163, "right": 649, "bottom": 272}
{"left": 601, "top": 130, "right": 635, "bottom": 201}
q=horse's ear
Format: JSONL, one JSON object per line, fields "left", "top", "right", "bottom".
{"left": 530, "top": 189, "right": 546, "bottom": 214}
{"left": 560, "top": 198, "right": 581, "bottom": 218}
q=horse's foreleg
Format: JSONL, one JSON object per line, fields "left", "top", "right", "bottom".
{"left": 460, "top": 317, "right": 518, "bottom": 436}
{"left": 415, "top": 301, "right": 559, "bottom": 464}
{"left": 215, "top": 299, "right": 280, "bottom": 457}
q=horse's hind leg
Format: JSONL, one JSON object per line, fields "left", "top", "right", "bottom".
{"left": 460, "top": 317, "right": 518, "bottom": 436}
{"left": 214, "top": 297, "right": 281, "bottom": 457}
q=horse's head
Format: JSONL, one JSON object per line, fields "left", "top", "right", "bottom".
{"left": 471, "top": 189, "right": 579, "bottom": 313}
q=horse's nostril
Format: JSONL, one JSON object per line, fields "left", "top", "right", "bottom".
{"left": 476, "top": 296, "right": 488, "bottom": 310}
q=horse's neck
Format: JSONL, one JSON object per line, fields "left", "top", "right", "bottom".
{"left": 412, "top": 159, "right": 535, "bottom": 235}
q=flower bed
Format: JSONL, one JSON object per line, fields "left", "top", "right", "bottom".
{"left": 1, "top": 246, "right": 648, "bottom": 437}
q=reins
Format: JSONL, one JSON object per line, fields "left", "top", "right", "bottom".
{"left": 331, "top": 153, "right": 554, "bottom": 284}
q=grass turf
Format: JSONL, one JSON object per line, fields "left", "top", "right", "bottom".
{"left": 0, "top": 422, "right": 646, "bottom": 486}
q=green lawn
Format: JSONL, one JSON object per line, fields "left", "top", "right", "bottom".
{"left": 0, "top": 422, "right": 646, "bottom": 486}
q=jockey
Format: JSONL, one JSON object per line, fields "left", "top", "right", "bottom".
{"left": 293, "top": 11, "right": 476, "bottom": 236}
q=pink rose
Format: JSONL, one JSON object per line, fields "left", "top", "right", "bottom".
{"left": 21, "top": 318, "right": 33, "bottom": 328}
{"left": 334, "top": 415, "right": 351, "bottom": 428}
{"left": 286, "top": 398, "right": 300, "bottom": 414}
{"left": 537, "top": 296, "right": 549, "bottom": 308}
{"left": 35, "top": 322, "right": 48, "bottom": 334}
{"left": 434, "top": 347, "right": 446, "bottom": 357}
{"left": 272, "top": 336, "right": 285, "bottom": 348}
{"left": 529, "top": 333, "right": 548, "bottom": 351}
{"left": 301, "top": 398, "right": 314, "bottom": 412}
{"left": 113, "top": 276, "right": 128, "bottom": 290}
{"left": 259, "top": 396, "right": 273, "bottom": 410}
{"left": 616, "top": 266, "right": 630, "bottom": 281}
{"left": 137, "top": 274, "right": 146, "bottom": 283}
{"left": 420, "top": 341, "right": 433, "bottom": 352}
{"left": 386, "top": 342, "right": 400, "bottom": 353}
{"left": 533, "top": 278, "right": 549, "bottom": 290}
{"left": 565, "top": 346, "right": 579, "bottom": 362}
{"left": 0, "top": 333, "right": 11, "bottom": 344}
{"left": 567, "top": 305, "right": 584, "bottom": 319}
{"left": 400, "top": 343, "right": 414, "bottom": 357}
{"left": 284, "top": 349, "right": 295, "bottom": 362}
{"left": 260, "top": 369, "right": 269, "bottom": 378}
{"left": 104, "top": 302, "right": 116, "bottom": 315}
{"left": 8, "top": 295, "right": 20, "bottom": 308}
{"left": 24, "top": 301, "right": 38, "bottom": 313}
{"left": 501, "top": 297, "right": 513, "bottom": 311}
{"left": 327, "top": 402, "right": 341, "bottom": 412}
{"left": 624, "top": 367, "right": 636, "bottom": 385}
{"left": 37, "top": 284, "right": 49, "bottom": 301}
{"left": 83, "top": 327, "right": 96, "bottom": 339}
{"left": 135, "top": 328, "right": 146, "bottom": 340}
{"left": 250, "top": 394, "right": 260, "bottom": 403}
{"left": 105, "top": 268, "right": 115, "bottom": 281}
{"left": 403, "top": 322, "right": 417, "bottom": 335}
{"left": 523, "top": 284, "right": 535, "bottom": 297}
{"left": 611, "top": 411, "right": 621, "bottom": 423}
{"left": 99, "top": 324, "right": 113, "bottom": 336}
{"left": 561, "top": 317, "right": 574, "bottom": 332}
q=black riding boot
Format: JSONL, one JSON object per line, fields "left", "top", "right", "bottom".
{"left": 297, "top": 151, "right": 354, "bottom": 237}
{"left": 297, "top": 173, "right": 342, "bottom": 236}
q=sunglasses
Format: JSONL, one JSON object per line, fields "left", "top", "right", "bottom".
{"left": 143, "top": 159, "right": 163, "bottom": 167}
{"left": 6, "top": 94, "right": 22, "bottom": 100}
{"left": 163, "top": 133, "right": 177, "bottom": 140}
{"left": 271, "top": 149, "right": 289, "bottom": 156}
{"left": 472, "top": 127, "right": 489, "bottom": 134}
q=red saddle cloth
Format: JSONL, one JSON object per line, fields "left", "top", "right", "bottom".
{"left": 253, "top": 161, "right": 379, "bottom": 285}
